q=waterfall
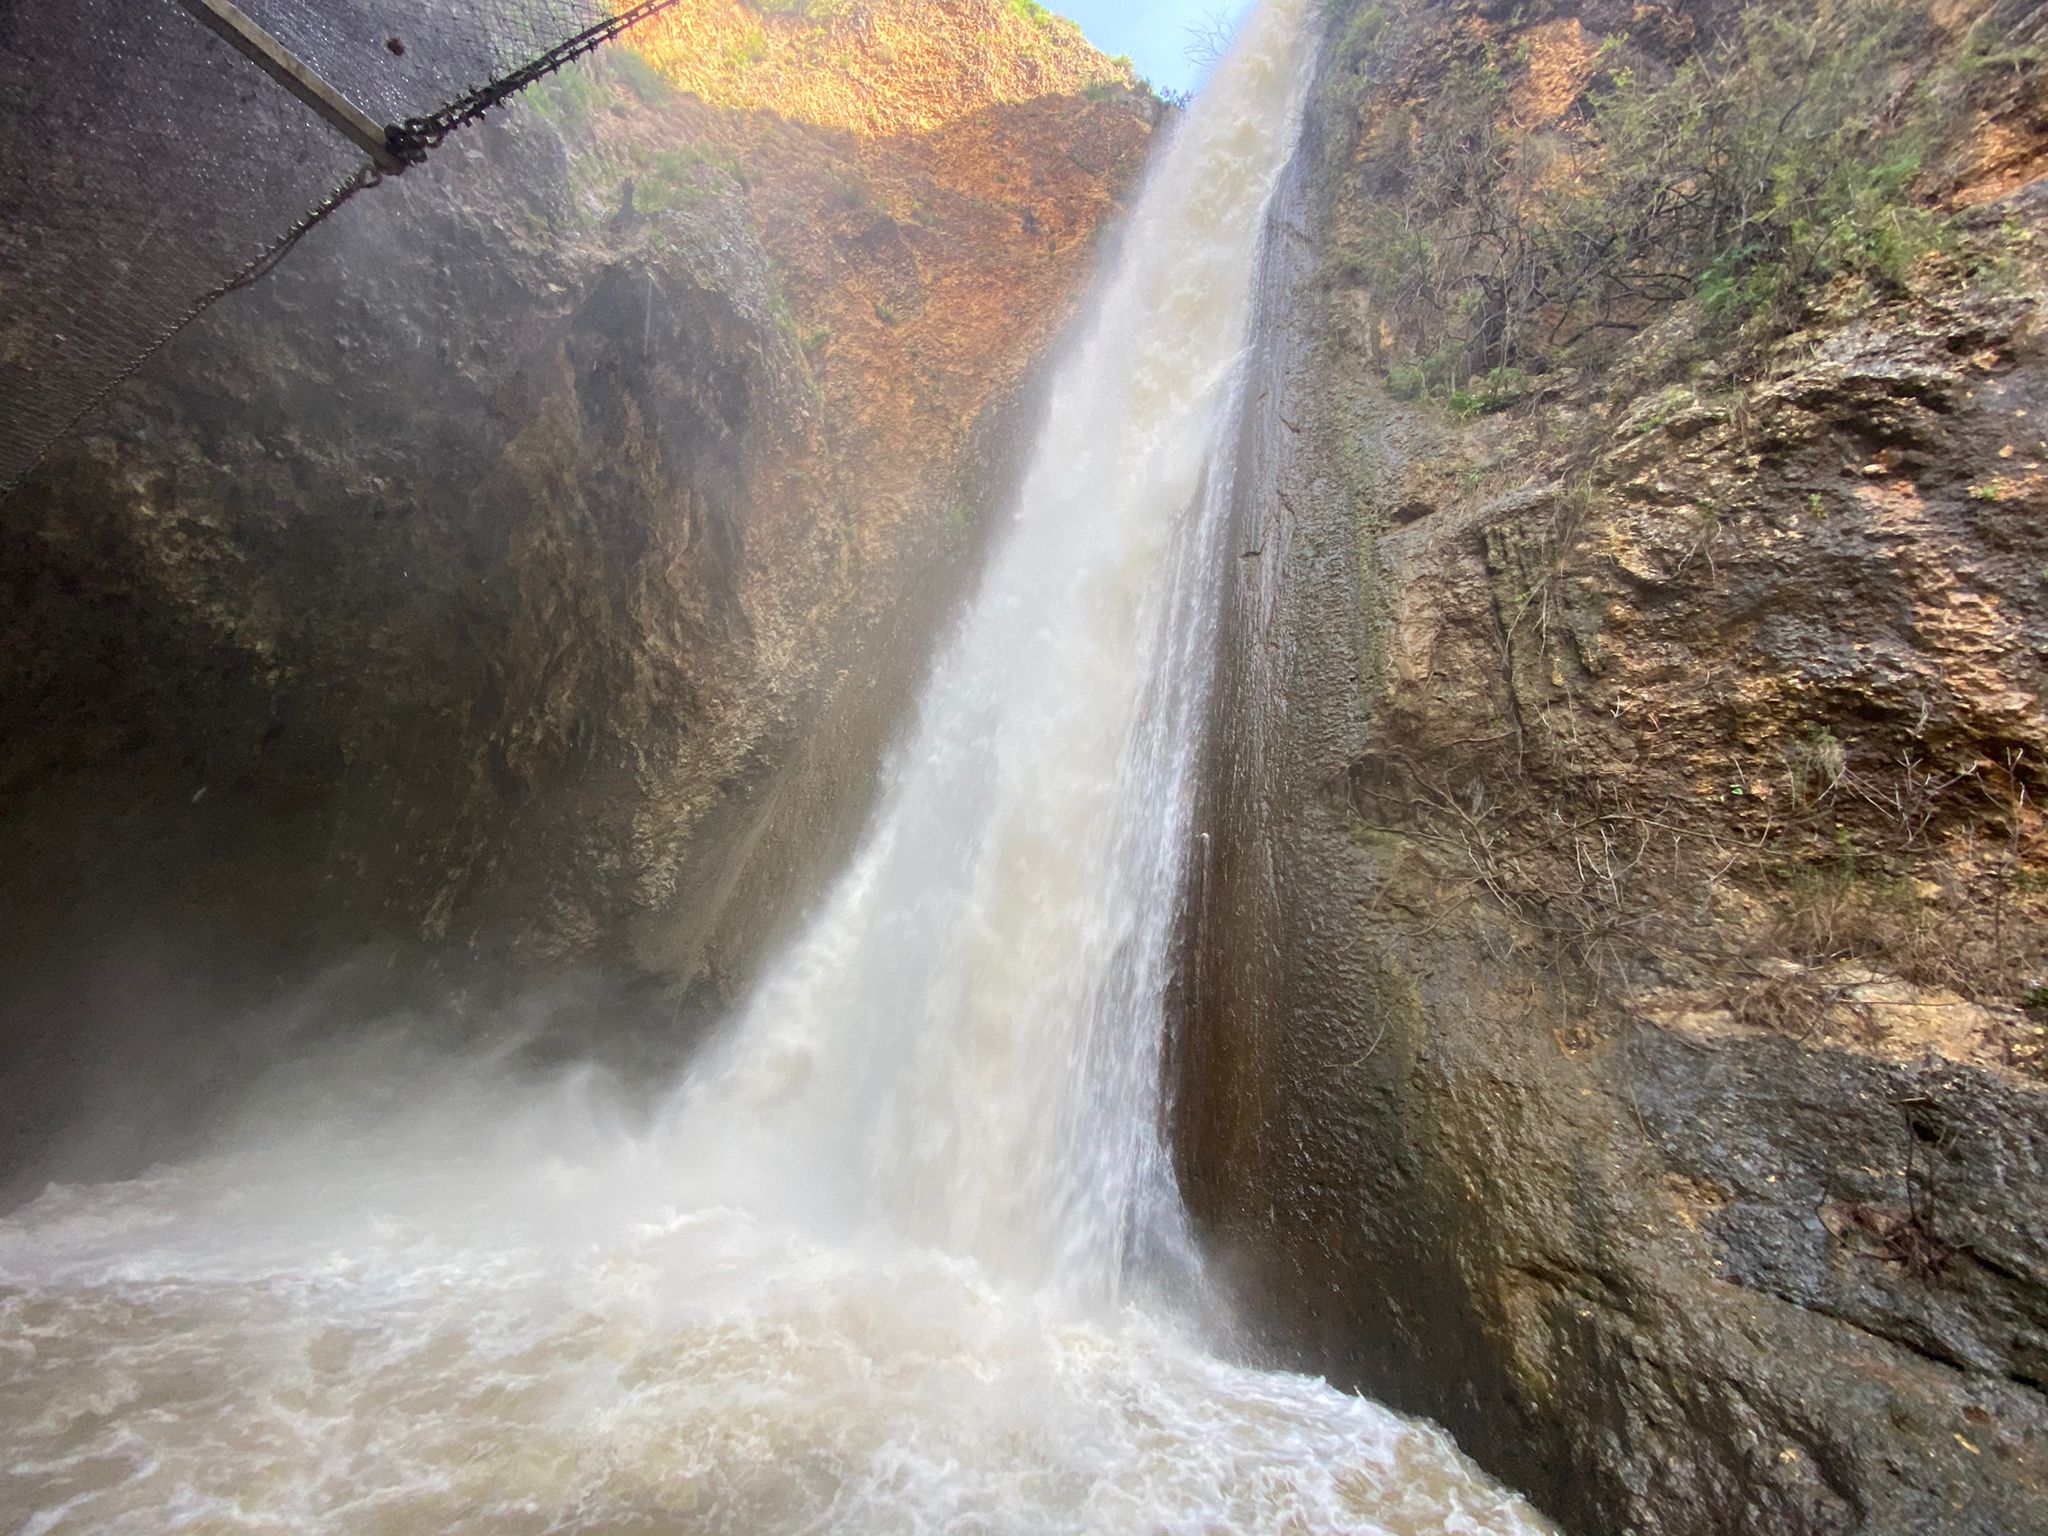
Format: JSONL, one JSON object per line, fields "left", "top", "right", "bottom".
{"left": 0, "top": 4, "right": 1550, "bottom": 1531}
{"left": 657, "top": 0, "right": 1313, "bottom": 1307}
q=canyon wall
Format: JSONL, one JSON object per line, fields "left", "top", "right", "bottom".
{"left": 1182, "top": 2, "right": 2048, "bottom": 1533}
{"left": 0, "top": 0, "right": 1156, "bottom": 1183}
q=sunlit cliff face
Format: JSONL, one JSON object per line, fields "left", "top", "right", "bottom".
{"left": 622, "top": 0, "right": 1135, "bottom": 137}
{"left": 599, "top": 0, "right": 1162, "bottom": 602}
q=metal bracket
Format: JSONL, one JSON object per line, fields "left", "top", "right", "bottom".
{"left": 172, "top": 0, "right": 405, "bottom": 173}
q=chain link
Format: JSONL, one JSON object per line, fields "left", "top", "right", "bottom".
{"left": 384, "top": 0, "right": 688, "bottom": 165}
{"left": 2, "top": 0, "right": 688, "bottom": 495}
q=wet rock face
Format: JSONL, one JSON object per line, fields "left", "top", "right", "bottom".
{"left": 0, "top": 34, "right": 1153, "bottom": 1184}
{"left": 0, "top": 113, "right": 793, "bottom": 981}
{"left": 1181, "top": 2, "right": 2048, "bottom": 1533}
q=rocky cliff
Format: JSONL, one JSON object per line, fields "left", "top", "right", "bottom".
{"left": 1181, "top": 2, "right": 2048, "bottom": 1533}
{"left": 0, "top": 0, "right": 1155, "bottom": 1183}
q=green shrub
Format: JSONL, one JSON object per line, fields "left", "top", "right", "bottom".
{"left": 1386, "top": 362, "right": 1426, "bottom": 401}
{"left": 724, "top": 24, "right": 769, "bottom": 68}
{"left": 609, "top": 48, "right": 675, "bottom": 106}
{"left": 1328, "top": 0, "right": 1960, "bottom": 397}
{"left": 638, "top": 149, "right": 707, "bottom": 213}
{"left": 1004, "top": 0, "right": 1059, "bottom": 29}
{"left": 526, "top": 64, "right": 606, "bottom": 126}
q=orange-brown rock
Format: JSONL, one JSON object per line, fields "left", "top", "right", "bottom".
{"left": 1180, "top": 4, "right": 2048, "bottom": 1535}
{"left": 627, "top": 0, "right": 1131, "bottom": 136}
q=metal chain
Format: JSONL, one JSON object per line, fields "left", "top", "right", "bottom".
{"left": 220, "top": 162, "right": 386, "bottom": 294}
{"left": 384, "top": 0, "right": 689, "bottom": 165}
{"left": 3, "top": 0, "right": 687, "bottom": 496}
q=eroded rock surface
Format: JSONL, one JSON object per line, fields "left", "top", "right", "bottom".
{"left": 1181, "top": 2, "right": 2048, "bottom": 1532}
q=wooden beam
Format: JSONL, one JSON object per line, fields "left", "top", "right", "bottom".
{"left": 172, "top": 0, "right": 405, "bottom": 173}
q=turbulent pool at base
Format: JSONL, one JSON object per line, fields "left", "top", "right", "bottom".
{"left": 0, "top": 4, "right": 1549, "bottom": 1531}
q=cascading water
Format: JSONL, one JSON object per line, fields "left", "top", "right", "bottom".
{"left": 0, "top": 4, "right": 1552, "bottom": 1531}
{"left": 652, "top": 0, "right": 1316, "bottom": 1308}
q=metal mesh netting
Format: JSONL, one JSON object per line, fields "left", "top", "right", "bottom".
{"left": 0, "top": 0, "right": 665, "bottom": 492}
{"left": 240, "top": 0, "right": 630, "bottom": 126}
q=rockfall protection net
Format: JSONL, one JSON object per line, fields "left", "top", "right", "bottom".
{"left": 0, "top": 0, "right": 681, "bottom": 493}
